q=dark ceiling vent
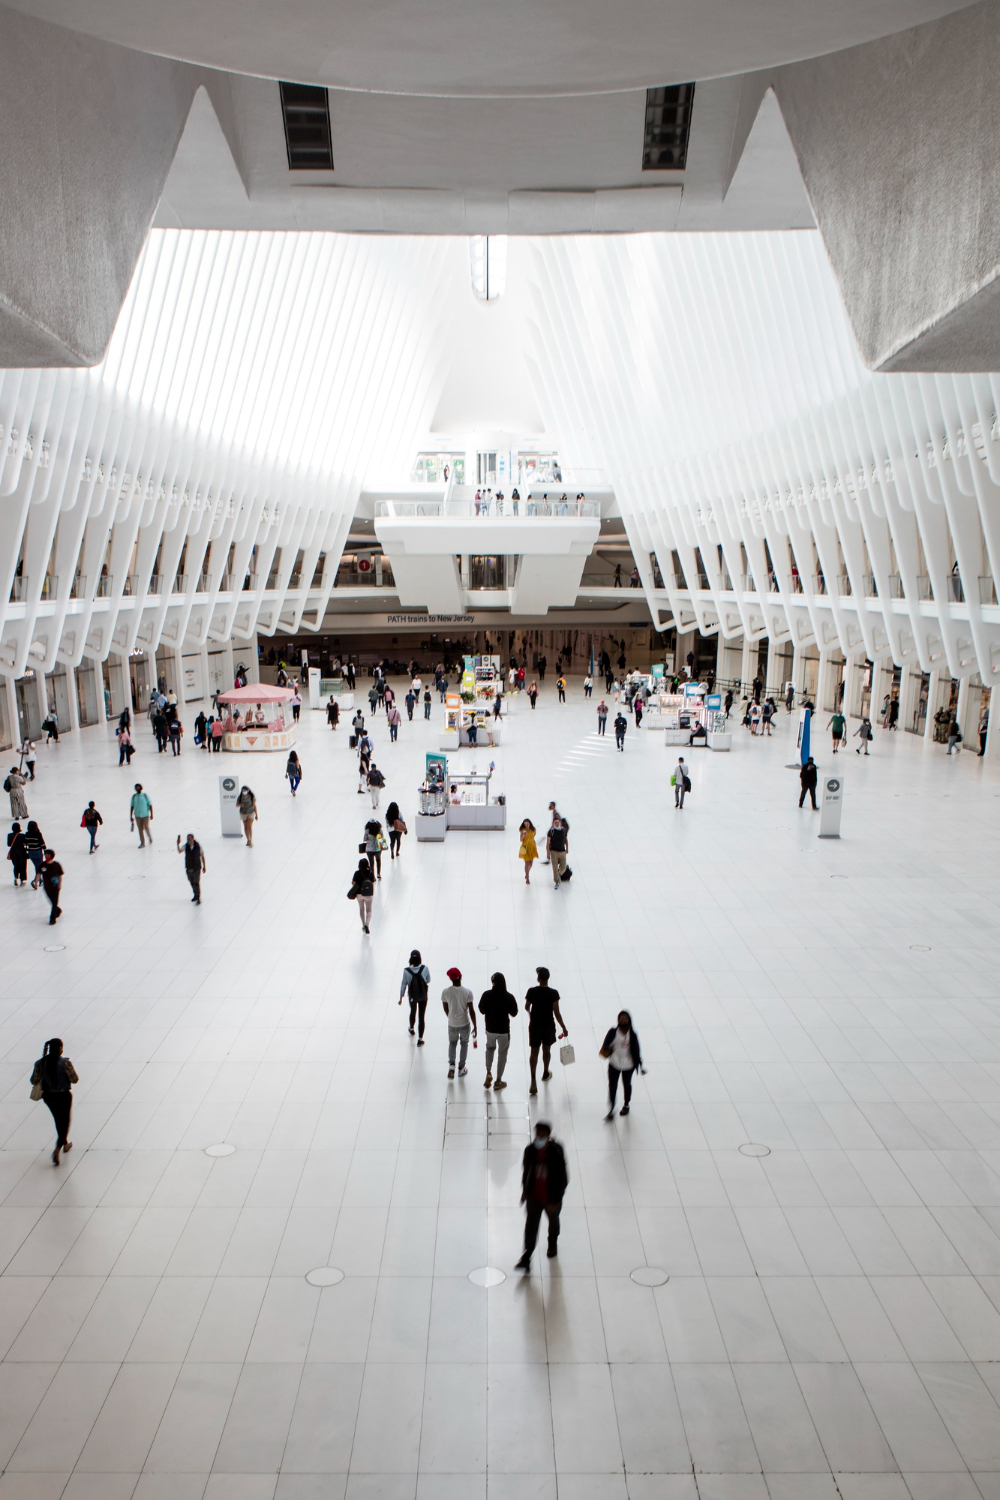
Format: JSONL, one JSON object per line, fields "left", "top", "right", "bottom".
{"left": 279, "top": 82, "right": 334, "bottom": 171}
{"left": 642, "top": 83, "right": 695, "bottom": 171}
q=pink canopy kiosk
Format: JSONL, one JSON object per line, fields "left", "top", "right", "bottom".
{"left": 216, "top": 683, "right": 297, "bottom": 752}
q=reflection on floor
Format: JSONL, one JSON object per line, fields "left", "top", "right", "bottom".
{"left": 2, "top": 681, "right": 1000, "bottom": 1499}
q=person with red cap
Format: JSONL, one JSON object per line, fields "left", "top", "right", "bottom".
{"left": 441, "top": 966, "right": 477, "bottom": 1078}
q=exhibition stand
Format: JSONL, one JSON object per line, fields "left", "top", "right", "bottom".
{"left": 416, "top": 752, "right": 506, "bottom": 839}
{"left": 441, "top": 690, "right": 503, "bottom": 749}
{"left": 643, "top": 681, "right": 731, "bottom": 750}
{"left": 307, "top": 667, "right": 354, "bottom": 712}
{"left": 217, "top": 683, "right": 297, "bottom": 752}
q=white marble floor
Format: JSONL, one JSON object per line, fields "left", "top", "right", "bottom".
{"left": 2, "top": 680, "right": 1000, "bottom": 1499}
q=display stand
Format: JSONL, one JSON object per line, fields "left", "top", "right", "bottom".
{"left": 447, "top": 772, "right": 506, "bottom": 830}
{"left": 417, "top": 758, "right": 447, "bottom": 840}
{"left": 217, "top": 684, "right": 297, "bottom": 753}
{"left": 308, "top": 668, "right": 354, "bottom": 712}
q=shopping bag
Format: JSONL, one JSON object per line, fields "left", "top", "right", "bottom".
{"left": 669, "top": 774, "right": 676, "bottom": 785}
{"left": 559, "top": 1043, "right": 575, "bottom": 1066}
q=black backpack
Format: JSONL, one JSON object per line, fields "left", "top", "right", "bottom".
{"left": 406, "top": 966, "right": 428, "bottom": 1001}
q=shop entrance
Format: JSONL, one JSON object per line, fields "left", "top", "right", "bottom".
{"left": 129, "top": 653, "right": 151, "bottom": 712}
{"left": 15, "top": 675, "right": 41, "bottom": 741}
{"left": 910, "top": 672, "right": 929, "bottom": 734}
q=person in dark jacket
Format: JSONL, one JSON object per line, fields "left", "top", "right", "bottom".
{"left": 30, "top": 1037, "right": 78, "bottom": 1164}
{"left": 479, "top": 972, "right": 518, "bottom": 1091}
{"left": 399, "top": 949, "right": 431, "bottom": 1042}
{"left": 515, "top": 1121, "right": 568, "bottom": 1270}
{"left": 614, "top": 712, "right": 627, "bottom": 750}
{"left": 799, "top": 756, "right": 818, "bottom": 809}
{"left": 600, "top": 1011, "right": 646, "bottom": 1118}
{"left": 351, "top": 857, "right": 375, "bottom": 933}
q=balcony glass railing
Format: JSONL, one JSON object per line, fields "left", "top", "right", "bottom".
{"left": 147, "top": 574, "right": 162, "bottom": 594}
{"left": 814, "top": 573, "right": 827, "bottom": 594}
{"left": 40, "top": 574, "right": 58, "bottom": 599}
{"left": 887, "top": 574, "right": 904, "bottom": 599}
{"left": 9, "top": 575, "right": 27, "bottom": 602}
{"left": 70, "top": 574, "right": 86, "bottom": 599}
{"left": 195, "top": 573, "right": 212, "bottom": 593}
{"left": 374, "top": 494, "right": 601, "bottom": 519}
{"left": 980, "top": 575, "right": 998, "bottom": 605}
{"left": 172, "top": 573, "right": 188, "bottom": 594}
{"left": 862, "top": 574, "right": 878, "bottom": 597}
{"left": 917, "top": 574, "right": 933, "bottom": 600}
{"left": 96, "top": 574, "right": 113, "bottom": 598}
{"left": 947, "top": 574, "right": 965, "bottom": 603}
{"left": 836, "top": 574, "right": 853, "bottom": 596}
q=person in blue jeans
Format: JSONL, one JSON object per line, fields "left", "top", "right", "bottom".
{"left": 285, "top": 750, "right": 302, "bottom": 796}
{"left": 81, "top": 802, "right": 103, "bottom": 852}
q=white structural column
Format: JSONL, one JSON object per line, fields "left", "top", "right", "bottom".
{"left": 923, "top": 670, "right": 941, "bottom": 748}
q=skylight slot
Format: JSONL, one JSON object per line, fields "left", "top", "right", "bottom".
{"left": 642, "top": 84, "right": 695, "bottom": 171}
{"left": 279, "top": 82, "right": 334, "bottom": 170}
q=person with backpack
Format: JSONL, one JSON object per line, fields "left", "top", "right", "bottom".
{"left": 399, "top": 950, "right": 431, "bottom": 1042}
{"left": 363, "top": 817, "right": 384, "bottom": 880}
{"left": 614, "top": 711, "right": 627, "bottom": 750}
{"left": 674, "top": 756, "right": 690, "bottom": 809}
{"left": 827, "top": 710, "right": 846, "bottom": 752}
{"left": 30, "top": 1037, "right": 78, "bottom": 1164}
{"left": 479, "top": 972, "right": 518, "bottom": 1090}
{"left": 22, "top": 820, "right": 45, "bottom": 886}
{"left": 799, "top": 757, "right": 819, "bottom": 809}
{"left": 285, "top": 750, "right": 302, "bottom": 796}
{"left": 349, "top": 856, "right": 375, "bottom": 933}
{"left": 367, "top": 762, "right": 386, "bottom": 809}
{"left": 81, "top": 801, "right": 103, "bottom": 853}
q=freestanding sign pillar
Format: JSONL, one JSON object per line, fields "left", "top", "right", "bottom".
{"left": 798, "top": 706, "right": 811, "bottom": 764}
{"left": 818, "top": 773, "right": 844, "bottom": 838}
{"left": 219, "top": 774, "right": 242, "bottom": 837}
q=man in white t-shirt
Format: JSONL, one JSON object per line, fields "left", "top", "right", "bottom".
{"left": 441, "top": 966, "right": 477, "bottom": 1078}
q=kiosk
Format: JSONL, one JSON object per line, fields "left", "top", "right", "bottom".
{"left": 447, "top": 769, "right": 506, "bottom": 830}
{"left": 217, "top": 684, "right": 297, "bottom": 752}
{"left": 308, "top": 668, "right": 354, "bottom": 712}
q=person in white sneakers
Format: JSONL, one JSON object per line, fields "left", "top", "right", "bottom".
{"left": 441, "top": 966, "right": 477, "bottom": 1078}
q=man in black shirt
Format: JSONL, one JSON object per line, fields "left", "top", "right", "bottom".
{"left": 478, "top": 973, "right": 518, "bottom": 1090}
{"left": 516, "top": 1121, "right": 568, "bottom": 1270}
{"left": 524, "top": 966, "right": 569, "bottom": 1095}
{"left": 177, "top": 833, "right": 206, "bottom": 902}
{"left": 41, "top": 850, "right": 63, "bottom": 924}
{"left": 799, "top": 757, "right": 818, "bottom": 811}
{"left": 546, "top": 818, "right": 569, "bottom": 888}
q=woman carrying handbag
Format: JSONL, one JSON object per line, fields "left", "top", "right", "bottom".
{"left": 30, "top": 1037, "right": 78, "bottom": 1164}
{"left": 600, "top": 1011, "right": 646, "bottom": 1119}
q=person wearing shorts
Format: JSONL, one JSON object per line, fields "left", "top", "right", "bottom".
{"left": 524, "top": 966, "right": 568, "bottom": 1096}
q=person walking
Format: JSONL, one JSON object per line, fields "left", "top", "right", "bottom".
{"left": 367, "top": 763, "right": 386, "bottom": 809}
{"left": 30, "top": 1038, "right": 78, "bottom": 1165}
{"left": 43, "top": 710, "right": 59, "bottom": 743}
{"left": 387, "top": 703, "right": 401, "bottom": 741}
{"left": 20, "top": 738, "right": 36, "bottom": 780}
{"left": 405, "top": 688, "right": 416, "bottom": 721}
{"left": 596, "top": 698, "right": 608, "bottom": 735}
{"left": 290, "top": 688, "right": 302, "bottom": 722}
{"left": 546, "top": 816, "right": 569, "bottom": 887}
{"left": 327, "top": 696, "right": 340, "bottom": 730}
{"left": 22, "top": 821, "right": 45, "bottom": 887}
{"left": 210, "top": 716, "right": 224, "bottom": 751}
{"left": 168, "top": 717, "right": 183, "bottom": 755}
{"left": 238, "top": 785, "right": 258, "bottom": 845}
{"left": 81, "top": 801, "right": 102, "bottom": 853}
{"left": 117, "top": 724, "right": 134, "bottom": 764}
{"left": 674, "top": 756, "right": 689, "bottom": 809}
{"left": 528, "top": 680, "right": 538, "bottom": 710}
{"left": 799, "top": 756, "right": 818, "bottom": 809}
{"left": 194, "top": 709, "right": 208, "bottom": 749}
{"left": 725, "top": 689, "right": 734, "bottom": 719}
{"left": 480, "top": 972, "right": 518, "bottom": 1090}
{"left": 130, "top": 783, "right": 154, "bottom": 846}
{"left": 556, "top": 675, "right": 566, "bottom": 703}
{"left": 41, "top": 849, "right": 63, "bottom": 925}
{"left": 7, "top": 821, "right": 28, "bottom": 885}
{"left": 6, "top": 766, "right": 28, "bottom": 820}
{"left": 979, "top": 707, "right": 990, "bottom": 756}
{"left": 368, "top": 684, "right": 379, "bottom": 716}
{"left": 518, "top": 817, "right": 538, "bottom": 884}
{"left": 600, "top": 1010, "right": 646, "bottom": 1118}
{"left": 442, "top": 966, "right": 477, "bottom": 1078}
{"left": 423, "top": 688, "right": 432, "bottom": 720}
{"left": 515, "top": 1121, "right": 568, "bottom": 1270}
{"left": 177, "top": 832, "right": 206, "bottom": 903}
{"left": 285, "top": 750, "right": 302, "bottom": 795}
{"left": 385, "top": 800, "right": 407, "bottom": 859}
{"left": 349, "top": 856, "right": 375, "bottom": 933}
{"left": 855, "top": 718, "right": 874, "bottom": 755}
{"left": 827, "top": 710, "right": 846, "bottom": 752}
{"left": 634, "top": 695, "right": 644, "bottom": 728}
{"left": 399, "top": 950, "right": 431, "bottom": 1042}
{"left": 538, "top": 655, "right": 547, "bottom": 681}
{"left": 614, "top": 711, "right": 627, "bottom": 750}
{"left": 153, "top": 709, "right": 169, "bottom": 752}
{"left": 363, "top": 817, "right": 384, "bottom": 880}
{"left": 613, "top": 563, "right": 622, "bottom": 587}
{"left": 525, "top": 966, "right": 568, "bottom": 1095}
{"left": 583, "top": 675, "right": 593, "bottom": 698}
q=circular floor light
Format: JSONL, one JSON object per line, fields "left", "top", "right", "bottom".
{"left": 468, "top": 1266, "right": 506, "bottom": 1287}
{"left": 630, "top": 1266, "right": 669, "bottom": 1286}
{"left": 204, "top": 1143, "right": 236, "bottom": 1157}
{"left": 739, "top": 1143, "right": 771, "bottom": 1158}
{"left": 306, "top": 1267, "right": 345, "bottom": 1287}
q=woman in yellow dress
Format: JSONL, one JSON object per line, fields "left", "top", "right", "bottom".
{"left": 518, "top": 818, "right": 538, "bottom": 885}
